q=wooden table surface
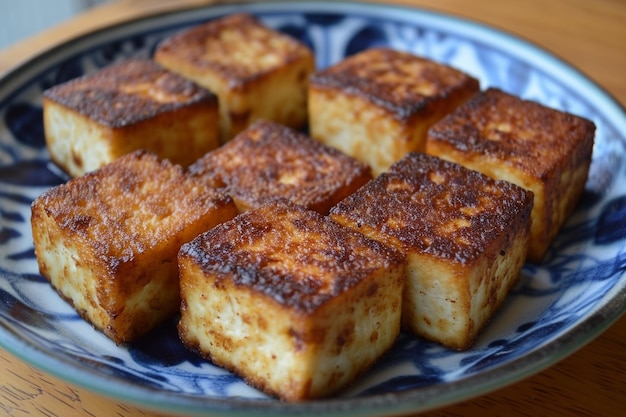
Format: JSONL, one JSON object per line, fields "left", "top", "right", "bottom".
{"left": 0, "top": 0, "right": 625, "bottom": 416}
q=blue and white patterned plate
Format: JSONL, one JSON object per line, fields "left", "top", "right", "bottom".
{"left": 1, "top": 1, "right": 625, "bottom": 416}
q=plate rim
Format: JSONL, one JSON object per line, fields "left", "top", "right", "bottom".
{"left": 1, "top": 1, "right": 625, "bottom": 416}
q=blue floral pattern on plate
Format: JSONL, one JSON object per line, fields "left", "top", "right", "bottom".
{"left": 0, "top": 2, "right": 624, "bottom": 416}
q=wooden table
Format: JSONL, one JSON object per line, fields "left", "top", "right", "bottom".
{"left": 1, "top": 1, "right": 624, "bottom": 416}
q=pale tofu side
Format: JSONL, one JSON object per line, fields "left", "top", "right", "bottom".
{"left": 426, "top": 88, "right": 595, "bottom": 262}
{"left": 177, "top": 200, "right": 405, "bottom": 401}
{"left": 223, "top": 56, "right": 313, "bottom": 140}
{"left": 402, "top": 229, "right": 528, "bottom": 349}
{"left": 42, "top": 58, "right": 220, "bottom": 177}
{"left": 31, "top": 213, "right": 110, "bottom": 331}
{"left": 308, "top": 88, "right": 417, "bottom": 177}
{"left": 43, "top": 100, "right": 114, "bottom": 178}
{"left": 330, "top": 152, "right": 533, "bottom": 350}
{"left": 31, "top": 151, "right": 238, "bottom": 344}
{"left": 309, "top": 47, "right": 479, "bottom": 176}
{"left": 178, "top": 256, "right": 404, "bottom": 401}
{"left": 154, "top": 13, "right": 315, "bottom": 143}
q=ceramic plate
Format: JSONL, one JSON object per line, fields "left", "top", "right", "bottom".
{"left": 1, "top": 1, "right": 625, "bottom": 416}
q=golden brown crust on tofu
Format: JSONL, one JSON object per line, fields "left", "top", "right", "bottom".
{"left": 155, "top": 13, "right": 315, "bottom": 142}
{"left": 330, "top": 152, "right": 533, "bottom": 349}
{"left": 309, "top": 47, "right": 479, "bottom": 175}
{"left": 31, "top": 150, "right": 238, "bottom": 344}
{"left": 180, "top": 199, "right": 404, "bottom": 312}
{"left": 311, "top": 48, "right": 479, "bottom": 122}
{"left": 426, "top": 88, "right": 595, "bottom": 262}
{"left": 43, "top": 58, "right": 220, "bottom": 177}
{"left": 332, "top": 152, "right": 533, "bottom": 263}
{"left": 188, "top": 119, "right": 372, "bottom": 214}
{"left": 178, "top": 200, "right": 405, "bottom": 400}
{"left": 43, "top": 59, "right": 216, "bottom": 128}
{"left": 156, "top": 14, "right": 309, "bottom": 87}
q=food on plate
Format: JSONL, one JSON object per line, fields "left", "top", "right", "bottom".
{"left": 330, "top": 152, "right": 534, "bottom": 350}
{"left": 29, "top": 9, "right": 594, "bottom": 396}
{"left": 177, "top": 200, "right": 405, "bottom": 401}
{"left": 188, "top": 119, "right": 372, "bottom": 214}
{"left": 30, "top": 151, "right": 238, "bottom": 344}
{"left": 154, "top": 13, "right": 315, "bottom": 143}
{"left": 42, "top": 58, "right": 220, "bottom": 178}
{"left": 426, "top": 87, "right": 595, "bottom": 262}
{"left": 308, "top": 47, "right": 480, "bottom": 176}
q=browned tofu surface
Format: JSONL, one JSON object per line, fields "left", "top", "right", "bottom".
{"left": 330, "top": 152, "right": 533, "bottom": 349}
{"left": 31, "top": 150, "right": 238, "bottom": 344}
{"left": 43, "top": 58, "right": 220, "bottom": 177}
{"left": 309, "top": 47, "right": 479, "bottom": 175}
{"left": 178, "top": 200, "right": 405, "bottom": 401}
{"left": 188, "top": 119, "right": 372, "bottom": 214}
{"left": 426, "top": 87, "right": 595, "bottom": 262}
{"left": 155, "top": 13, "right": 315, "bottom": 142}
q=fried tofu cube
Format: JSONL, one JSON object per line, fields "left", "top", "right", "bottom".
{"left": 154, "top": 13, "right": 315, "bottom": 143}
{"left": 426, "top": 88, "right": 595, "bottom": 262}
{"left": 43, "top": 58, "right": 220, "bottom": 177}
{"left": 31, "top": 151, "right": 238, "bottom": 344}
{"left": 330, "top": 152, "right": 533, "bottom": 350}
{"left": 309, "top": 47, "right": 479, "bottom": 176}
{"left": 177, "top": 200, "right": 405, "bottom": 401}
{"left": 188, "top": 119, "right": 372, "bottom": 214}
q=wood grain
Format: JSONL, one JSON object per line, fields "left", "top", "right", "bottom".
{"left": 0, "top": 0, "right": 625, "bottom": 416}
